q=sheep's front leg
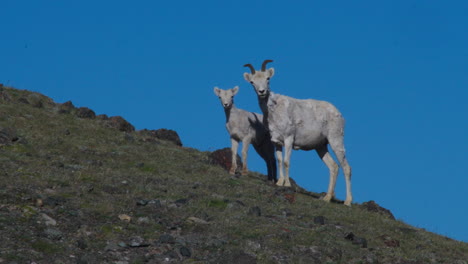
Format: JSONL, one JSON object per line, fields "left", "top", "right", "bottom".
{"left": 241, "top": 138, "right": 251, "bottom": 175}
{"left": 275, "top": 144, "right": 285, "bottom": 186}
{"left": 230, "top": 138, "right": 239, "bottom": 175}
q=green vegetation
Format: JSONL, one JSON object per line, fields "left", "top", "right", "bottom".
{"left": 0, "top": 86, "right": 467, "bottom": 263}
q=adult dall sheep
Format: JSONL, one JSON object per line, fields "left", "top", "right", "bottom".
{"left": 214, "top": 86, "right": 277, "bottom": 182}
{"left": 243, "top": 60, "right": 353, "bottom": 206}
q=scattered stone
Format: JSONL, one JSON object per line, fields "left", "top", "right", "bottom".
{"left": 41, "top": 213, "right": 57, "bottom": 226}
{"left": 380, "top": 234, "right": 400, "bottom": 247}
{"left": 44, "top": 228, "right": 63, "bottom": 240}
{"left": 129, "top": 236, "right": 150, "bottom": 247}
{"left": 137, "top": 217, "right": 150, "bottom": 224}
{"left": 107, "top": 116, "right": 135, "bottom": 132}
{"left": 104, "top": 242, "right": 120, "bottom": 252}
{"left": 118, "top": 214, "right": 131, "bottom": 222}
{"left": 116, "top": 242, "right": 126, "bottom": 248}
{"left": 136, "top": 199, "right": 149, "bottom": 206}
{"left": 208, "top": 148, "right": 242, "bottom": 172}
{"left": 248, "top": 206, "right": 261, "bottom": 217}
{"left": 186, "top": 216, "right": 209, "bottom": 224}
{"left": 76, "top": 107, "right": 96, "bottom": 119}
{"left": 361, "top": 200, "right": 395, "bottom": 220}
{"left": 175, "top": 198, "right": 189, "bottom": 206}
{"left": 314, "top": 216, "right": 326, "bottom": 225}
{"left": 179, "top": 246, "right": 191, "bottom": 257}
{"left": 344, "top": 232, "right": 367, "bottom": 248}
{"left": 158, "top": 234, "right": 175, "bottom": 244}
{"left": 76, "top": 238, "right": 87, "bottom": 249}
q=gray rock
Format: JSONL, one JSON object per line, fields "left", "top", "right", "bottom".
{"left": 44, "top": 228, "right": 63, "bottom": 240}
{"left": 248, "top": 206, "right": 261, "bottom": 217}
{"left": 179, "top": 246, "right": 191, "bottom": 257}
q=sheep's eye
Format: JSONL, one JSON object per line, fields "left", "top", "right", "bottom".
{"left": 267, "top": 77, "right": 270, "bottom": 80}
{"left": 249, "top": 81, "right": 253, "bottom": 84}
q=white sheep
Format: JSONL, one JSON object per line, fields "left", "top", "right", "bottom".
{"left": 214, "top": 86, "right": 277, "bottom": 182}
{"left": 243, "top": 60, "right": 353, "bottom": 206}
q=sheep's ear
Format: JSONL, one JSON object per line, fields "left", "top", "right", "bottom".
{"left": 267, "top": 68, "right": 275, "bottom": 78}
{"left": 232, "top": 86, "right": 239, "bottom": 95}
{"left": 243, "top": 72, "right": 251, "bottom": 82}
{"left": 213, "top": 87, "right": 221, "bottom": 96}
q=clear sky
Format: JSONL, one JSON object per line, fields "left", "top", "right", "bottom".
{"left": 2, "top": 1, "right": 467, "bottom": 242}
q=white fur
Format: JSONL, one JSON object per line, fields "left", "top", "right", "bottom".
{"left": 243, "top": 60, "right": 352, "bottom": 206}
{"left": 214, "top": 86, "right": 277, "bottom": 181}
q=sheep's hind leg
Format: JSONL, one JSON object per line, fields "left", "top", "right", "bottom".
{"left": 329, "top": 138, "right": 353, "bottom": 206}
{"left": 316, "top": 145, "right": 339, "bottom": 203}
{"left": 282, "top": 137, "right": 293, "bottom": 187}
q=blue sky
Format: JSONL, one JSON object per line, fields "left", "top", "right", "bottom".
{"left": 2, "top": 1, "right": 467, "bottom": 242}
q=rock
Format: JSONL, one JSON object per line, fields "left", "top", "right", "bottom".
{"left": 0, "top": 127, "right": 19, "bottom": 145}
{"left": 43, "top": 228, "right": 63, "bottom": 240}
{"left": 187, "top": 216, "right": 209, "bottom": 224}
{"left": 58, "top": 101, "right": 75, "bottom": 114}
{"left": 128, "top": 236, "right": 149, "bottom": 247}
{"left": 208, "top": 148, "right": 242, "bottom": 172}
{"left": 140, "top": 128, "right": 182, "bottom": 146}
{"left": 314, "top": 216, "right": 326, "bottom": 225}
{"left": 104, "top": 242, "right": 120, "bottom": 252}
{"left": 344, "top": 232, "right": 367, "bottom": 248}
{"left": 41, "top": 213, "right": 57, "bottom": 226}
{"left": 158, "top": 234, "right": 175, "bottom": 244}
{"left": 179, "top": 246, "right": 191, "bottom": 257}
{"left": 107, "top": 116, "right": 135, "bottom": 132}
{"left": 136, "top": 199, "right": 149, "bottom": 206}
{"left": 379, "top": 234, "right": 400, "bottom": 247}
{"left": 76, "top": 107, "right": 96, "bottom": 119}
{"left": 118, "top": 214, "right": 131, "bottom": 222}
{"left": 137, "top": 217, "right": 150, "bottom": 224}
{"left": 175, "top": 198, "right": 189, "bottom": 206}
{"left": 248, "top": 206, "right": 261, "bottom": 217}
{"left": 361, "top": 200, "right": 395, "bottom": 220}
{"left": 27, "top": 93, "right": 47, "bottom": 108}
{"left": 96, "top": 114, "right": 109, "bottom": 120}
{"left": 76, "top": 238, "right": 87, "bottom": 249}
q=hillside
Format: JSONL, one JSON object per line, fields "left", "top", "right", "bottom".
{"left": 0, "top": 85, "right": 467, "bottom": 264}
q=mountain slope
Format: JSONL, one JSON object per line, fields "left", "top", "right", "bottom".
{"left": 1, "top": 85, "right": 467, "bottom": 263}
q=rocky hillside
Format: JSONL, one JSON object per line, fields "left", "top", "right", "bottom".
{"left": 0, "top": 85, "right": 467, "bottom": 264}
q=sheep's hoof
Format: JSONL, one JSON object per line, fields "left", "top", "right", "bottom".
{"left": 276, "top": 177, "right": 285, "bottom": 186}
{"left": 241, "top": 169, "right": 248, "bottom": 176}
{"left": 322, "top": 194, "right": 333, "bottom": 202}
{"left": 284, "top": 180, "right": 291, "bottom": 187}
{"left": 229, "top": 169, "right": 236, "bottom": 175}
{"left": 344, "top": 199, "right": 352, "bottom": 207}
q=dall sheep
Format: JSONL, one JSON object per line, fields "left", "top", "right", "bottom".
{"left": 243, "top": 60, "right": 353, "bottom": 206}
{"left": 214, "top": 86, "right": 277, "bottom": 182}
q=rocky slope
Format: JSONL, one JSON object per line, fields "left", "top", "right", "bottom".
{"left": 0, "top": 85, "right": 467, "bottom": 263}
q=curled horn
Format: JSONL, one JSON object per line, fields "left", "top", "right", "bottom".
{"left": 243, "top": 63, "right": 256, "bottom": 74}
{"left": 261, "top": 59, "right": 273, "bottom": 71}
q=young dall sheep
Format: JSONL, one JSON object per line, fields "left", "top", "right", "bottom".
{"left": 214, "top": 86, "right": 277, "bottom": 182}
{"left": 243, "top": 60, "right": 353, "bottom": 206}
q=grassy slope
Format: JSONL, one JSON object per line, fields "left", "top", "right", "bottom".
{"left": 0, "top": 86, "right": 467, "bottom": 264}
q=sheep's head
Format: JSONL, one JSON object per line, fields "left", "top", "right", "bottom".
{"left": 213, "top": 86, "right": 239, "bottom": 109}
{"left": 243, "top": 59, "right": 275, "bottom": 99}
